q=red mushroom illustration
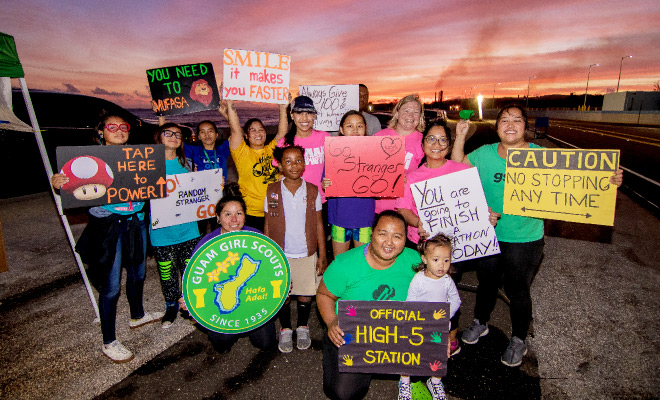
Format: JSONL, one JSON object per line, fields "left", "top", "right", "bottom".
{"left": 60, "top": 156, "right": 114, "bottom": 200}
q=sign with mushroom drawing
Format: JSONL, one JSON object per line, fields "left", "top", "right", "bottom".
{"left": 56, "top": 145, "right": 167, "bottom": 209}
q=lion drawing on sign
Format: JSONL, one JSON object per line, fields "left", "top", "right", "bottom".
{"left": 190, "top": 79, "right": 213, "bottom": 106}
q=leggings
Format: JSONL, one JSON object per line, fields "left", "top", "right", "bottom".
{"left": 473, "top": 238, "right": 544, "bottom": 339}
{"left": 153, "top": 236, "right": 201, "bottom": 305}
{"left": 206, "top": 320, "right": 277, "bottom": 354}
{"left": 322, "top": 330, "right": 372, "bottom": 400}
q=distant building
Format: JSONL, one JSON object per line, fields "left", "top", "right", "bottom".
{"left": 603, "top": 91, "right": 660, "bottom": 112}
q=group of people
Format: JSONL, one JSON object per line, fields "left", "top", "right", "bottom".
{"left": 52, "top": 86, "right": 623, "bottom": 400}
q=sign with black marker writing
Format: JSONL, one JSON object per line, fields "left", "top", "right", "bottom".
{"left": 150, "top": 169, "right": 224, "bottom": 229}
{"left": 147, "top": 63, "right": 220, "bottom": 116}
{"left": 411, "top": 168, "right": 499, "bottom": 262}
{"left": 324, "top": 136, "right": 405, "bottom": 197}
{"left": 56, "top": 145, "right": 166, "bottom": 209}
{"left": 299, "top": 84, "right": 359, "bottom": 131}
{"left": 503, "top": 148, "right": 620, "bottom": 226}
{"left": 337, "top": 300, "right": 450, "bottom": 376}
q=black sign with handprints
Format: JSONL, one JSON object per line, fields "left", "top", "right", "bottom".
{"left": 337, "top": 300, "right": 450, "bottom": 376}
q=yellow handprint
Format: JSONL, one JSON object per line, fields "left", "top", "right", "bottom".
{"left": 342, "top": 355, "right": 353, "bottom": 366}
{"left": 433, "top": 309, "right": 447, "bottom": 319}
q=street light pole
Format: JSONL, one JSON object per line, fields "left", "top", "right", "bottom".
{"left": 492, "top": 82, "right": 500, "bottom": 108}
{"left": 616, "top": 55, "right": 633, "bottom": 92}
{"left": 583, "top": 63, "right": 599, "bottom": 109}
{"left": 525, "top": 76, "right": 535, "bottom": 109}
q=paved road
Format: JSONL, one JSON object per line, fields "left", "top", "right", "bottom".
{"left": 542, "top": 119, "right": 660, "bottom": 214}
{"left": 1, "top": 120, "right": 659, "bottom": 399}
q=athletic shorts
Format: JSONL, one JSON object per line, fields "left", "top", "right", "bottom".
{"left": 331, "top": 225, "right": 372, "bottom": 244}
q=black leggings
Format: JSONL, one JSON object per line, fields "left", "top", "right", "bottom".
{"left": 206, "top": 320, "right": 277, "bottom": 353}
{"left": 322, "top": 330, "right": 372, "bottom": 400}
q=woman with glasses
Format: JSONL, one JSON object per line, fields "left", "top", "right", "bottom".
{"left": 395, "top": 120, "right": 499, "bottom": 358}
{"left": 374, "top": 94, "right": 427, "bottom": 213}
{"left": 149, "top": 123, "right": 202, "bottom": 328}
{"left": 51, "top": 113, "right": 163, "bottom": 363}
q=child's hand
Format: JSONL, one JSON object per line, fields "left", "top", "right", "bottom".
{"left": 417, "top": 220, "right": 429, "bottom": 240}
{"left": 51, "top": 173, "right": 68, "bottom": 190}
{"left": 321, "top": 177, "right": 332, "bottom": 189}
{"left": 488, "top": 207, "right": 501, "bottom": 227}
{"left": 610, "top": 168, "right": 623, "bottom": 187}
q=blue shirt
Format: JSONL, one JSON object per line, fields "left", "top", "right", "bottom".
{"left": 184, "top": 141, "right": 230, "bottom": 181}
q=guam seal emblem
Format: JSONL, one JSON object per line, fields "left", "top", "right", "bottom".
{"left": 182, "top": 231, "right": 290, "bottom": 333}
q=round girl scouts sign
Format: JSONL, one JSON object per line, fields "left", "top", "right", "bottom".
{"left": 182, "top": 231, "right": 290, "bottom": 333}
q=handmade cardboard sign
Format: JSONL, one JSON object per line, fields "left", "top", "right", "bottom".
{"left": 222, "top": 49, "right": 290, "bottom": 104}
{"left": 182, "top": 231, "right": 290, "bottom": 334}
{"left": 503, "top": 148, "right": 620, "bottom": 226}
{"left": 337, "top": 300, "right": 450, "bottom": 376}
{"left": 411, "top": 168, "right": 499, "bottom": 262}
{"left": 56, "top": 145, "right": 166, "bottom": 209}
{"left": 299, "top": 85, "right": 359, "bottom": 131}
{"left": 324, "top": 136, "right": 405, "bottom": 197}
{"left": 150, "top": 169, "right": 223, "bottom": 229}
{"left": 147, "top": 63, "right": 220, "bottom": 116}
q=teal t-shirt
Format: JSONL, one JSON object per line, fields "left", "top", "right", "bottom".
{"left": 93, "top": 202, "right": 145, "bottom": 220}
{"left": 149, "top": 158, "right": 201, "bottom": 247}
{"left": 467, "top": 143, "right": 544, "bottom": 243}
{"left": 323, "top": 244, "right": 421, "bottom": 315}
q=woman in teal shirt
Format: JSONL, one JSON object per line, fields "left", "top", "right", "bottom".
{"left": 150, "top": 123, "right": 202, "bottom": 328}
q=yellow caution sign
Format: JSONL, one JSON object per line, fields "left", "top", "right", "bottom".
{"left": 503, "top": 148, "right": 619, "bottom": 226}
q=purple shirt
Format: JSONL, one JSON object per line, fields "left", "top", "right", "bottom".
{"left": 328, "top": 197, "right": 375, "bottom": 229}
{"left": 193, "top": 226, "right": 261, "bottom": 253}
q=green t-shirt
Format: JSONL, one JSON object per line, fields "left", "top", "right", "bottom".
{"left": 468, "top": 143, "right": 544, "bottom": 243}
{"left": 323, "top": 244, "right": 421, "bottom": 314}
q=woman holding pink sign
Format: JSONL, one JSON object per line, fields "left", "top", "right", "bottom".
{"left": 373, "top": 94, "right": 426, "bottom": 214}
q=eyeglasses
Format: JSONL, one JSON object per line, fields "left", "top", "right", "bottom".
{"left": 105, "top": 123, "right": 130, "bottom": 132}
{"left": 424, "top": 135, "right": 449, "bottom": 146}
{"left": 162, "top": 130, "right": 183, "bottom": 139}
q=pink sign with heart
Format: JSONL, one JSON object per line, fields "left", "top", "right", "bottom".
{"left": 324, "top": 136, "right": 406, "bottom": 197}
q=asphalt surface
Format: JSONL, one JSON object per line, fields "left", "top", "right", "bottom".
{"left": 1, "top": 121, "right": 659, "bottom": 399}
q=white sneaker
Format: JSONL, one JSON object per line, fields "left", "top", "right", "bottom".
{"left": 296, "top": 326, "right": 311, "bottom": 350}
{"left": 278, "top": 328, "right": 293, "bottom": 353}
{"left": 102, "top": 340, "right": 134, "bottom": 363}
{"left": 129, "top": 311, "right": 164, "bottom": 329}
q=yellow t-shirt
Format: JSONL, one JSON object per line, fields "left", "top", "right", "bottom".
{"left": 230, "top": 139, "right": 279, "bottom": 217}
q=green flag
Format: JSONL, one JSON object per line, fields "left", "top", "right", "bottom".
{"left": 0, "top": 32, "right": 25, "bottom": 78}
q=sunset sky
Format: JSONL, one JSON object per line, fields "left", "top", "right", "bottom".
{"left": 3, "top": 0, "right": 660, "bottom": 108}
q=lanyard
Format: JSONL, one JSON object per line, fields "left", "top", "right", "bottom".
{"left": 203, "top": 148, "right": 217, "bottom": 169}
